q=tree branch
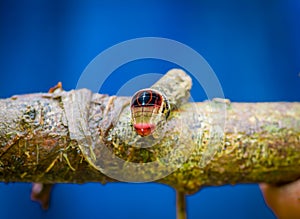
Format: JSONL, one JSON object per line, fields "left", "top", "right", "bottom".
{"left": 0, "top": 70, "right": 299, "bottom": 195}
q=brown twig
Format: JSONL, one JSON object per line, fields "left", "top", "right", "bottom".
{"left": 176, "top": 190, "right": 187, "bottom": 219}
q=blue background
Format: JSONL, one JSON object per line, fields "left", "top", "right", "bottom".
{"left": 0, "top": 0, "right": 299, "bottom": 218}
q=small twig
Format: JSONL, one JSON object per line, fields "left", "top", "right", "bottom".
{"left": 31, "top": 183, "right": 54, "bottom": 210}
{"left": 176, "top": 190, "right": 187, "bottom": 219}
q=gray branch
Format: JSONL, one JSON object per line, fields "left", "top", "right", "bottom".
{"left": 0, "top": 69, "right": 299, "bottom": 195}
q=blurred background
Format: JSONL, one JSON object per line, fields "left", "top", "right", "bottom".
{"left": 0, "top": 0, "right": 299, "bottom": 218}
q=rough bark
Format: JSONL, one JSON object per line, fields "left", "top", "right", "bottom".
{"left": 0, "top": 73, "right": 299, "bottom": 195}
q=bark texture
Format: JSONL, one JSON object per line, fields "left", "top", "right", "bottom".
{"left": 0, "top": 72, "right": 299, "bottom": 195}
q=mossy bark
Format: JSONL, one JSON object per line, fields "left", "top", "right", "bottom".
{"left": 0, "top": 91, "right": 299, "bottom": 194}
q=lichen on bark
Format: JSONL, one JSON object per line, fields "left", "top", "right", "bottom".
{"left": 0, "top": 69, "right": 299, "bottom": 196}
